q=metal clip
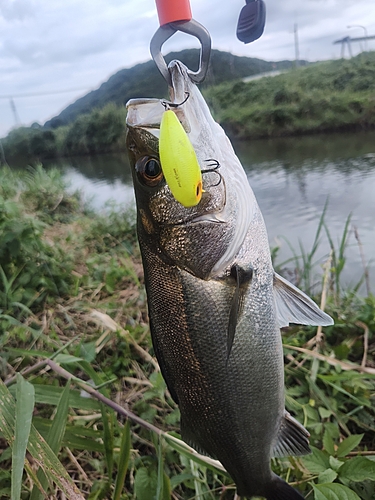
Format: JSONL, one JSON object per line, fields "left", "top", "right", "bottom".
{"left": 150, "top": 19, "right": 211, "bottom": 86}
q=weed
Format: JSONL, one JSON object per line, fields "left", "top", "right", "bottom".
{"left": 0, "top": 166, "right": 374, "bottom": 499}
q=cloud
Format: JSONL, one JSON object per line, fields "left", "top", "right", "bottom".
{"left": 0, "top": 0, "right": 35, "bottom": 21}
{"left": 0, "top": 0, "right": 375, "bottom": 137}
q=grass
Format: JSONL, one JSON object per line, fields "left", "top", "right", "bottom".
{"left": 1, "top": 104, "right": 128, "bottom": 162}
{"left": 0, "top": 165, "right": 374, "bottom": 499}
{"left": 205, "top": 51, "right": 375, "bottom": 139}
{"left": 2, "top": 52, "right": 375, "bottom": 164}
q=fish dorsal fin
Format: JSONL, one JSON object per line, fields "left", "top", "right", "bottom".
{"left": 227, "top": 265, "right": 253, "bottom": 361}
{"left": 273, "top": 273, "right": 333, "bottom": 328}
{"left": 272, "top": 411, "right": 311, "bottom": 458}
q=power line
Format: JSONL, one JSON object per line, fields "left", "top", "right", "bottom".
{"left": 0, "top": 87, "right": 92, "bottom": 99}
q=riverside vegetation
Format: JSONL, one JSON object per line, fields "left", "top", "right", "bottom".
{"left": 0, "top": 165, "right": 375, "bottom": 499}
{"left": 1, "top": 52, "right": 375, "bottom": 163}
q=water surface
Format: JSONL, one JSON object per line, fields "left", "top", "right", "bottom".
{"left": 57, "top": 131, "right": 375, "bottom": 292}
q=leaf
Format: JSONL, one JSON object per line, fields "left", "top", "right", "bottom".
{"left": 30, "top": 381, "right": 71, "bottom": 500}
{"left": 113, "top": 420, "right": 131, "bottom": 500}
{"left": 46, "top": 381, "right": 71, "bottom": 453}
{"left": 156, "top": 438, "right": 171, "bottom": 500}
{"left": 323, "top": 430, "right": 335, "bottom": 456}
{"left": 79, "top": 342, "right": 97, "bottom": 363}
{"left": 319, "top": 407, "right": 332, "bottom": 419}
{"left": 336, "top": 435, "right": 364, "bottom": 458}
{"left": 157, "top": 438, "right": 165, "bottom": 500}
{"left": 350, "top": 480, "right": 375, "bottom": 500}
{"left": 313, "top": 483, "right": 361, "bottom": 500}
{"left": 32, "top": 417, "right": 104, "bottom": 452}
{"left": 169, "top": 472, "right": 196, "bottom": 489}
{"left": 12, "top": 374, "right": 35, "bottom": 500}
{"left": 338, "top": 456, "right": 375, "bottom": 482}
{"left": 9, "top": 384, "right": 100, "bottom": 411}
{"left": 100, "top": 404, "right": 114, "bottom": 482}
{"left": 54, "top": 354, "right": 84, "bottom": 364}
{"left": 329, "top": 456, "right": 344, "bottom": 472}
{"left": 134, "top": 467, "right": 158, "bottom": 500}
{"left": 318, "top": 469, "right": 337, "bottom": 484}
{"left": 0, "top": 379, "right": 84, "bottom": 500}
{"left": 164, "top": 434, "right": 228, "bottom": 476}
{"left": 302, "top": 446, "right": 330, "bottom": 474}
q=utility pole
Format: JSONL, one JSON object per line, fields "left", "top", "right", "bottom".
{"left": 294, "top": 23, "right": 300, "bottom": 67}
{"left": 9, "top": 98, "right": 21, "bottom": 126}
{"left": 347, "top": 25, "right": 368, "bottom": 51}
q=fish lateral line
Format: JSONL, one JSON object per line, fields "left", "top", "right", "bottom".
{"left": 227, "top": 264, "right": 253, "bottom": 364}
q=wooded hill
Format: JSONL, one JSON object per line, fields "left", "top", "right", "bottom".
{"left": 44, "top": 49, "right": 299, "bottom": 128}
{"left": 8, "top": 52, "right": 375, "bottom": 161}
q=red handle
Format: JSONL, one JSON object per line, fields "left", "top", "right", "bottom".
{"left": 155, "top": 0, "right": 192, "bottom": 26}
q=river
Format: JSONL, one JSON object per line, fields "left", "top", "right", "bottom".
{"left": 56, "top": 131, "right": 375, "bottom": 294}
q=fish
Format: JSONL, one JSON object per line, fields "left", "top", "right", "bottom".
{"left": 126, "top": 60, "right": 333, "bottom": 500}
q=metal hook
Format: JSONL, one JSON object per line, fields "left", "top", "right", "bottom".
{"left": 150, "top": 19, "right": 211, "bottom": 86}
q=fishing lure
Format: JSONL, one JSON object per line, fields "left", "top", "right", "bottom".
{"left": 159, "top": 96, "right": 203, "bottom": 207}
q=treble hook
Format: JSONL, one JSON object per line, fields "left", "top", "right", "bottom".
{"left": 202, "top": 159, "right": 223, "bottom": 188}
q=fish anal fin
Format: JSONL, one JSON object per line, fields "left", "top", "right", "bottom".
{"left": 272, "top": 411, "right": 311, "bottom": 458}
{"left": 273, "top": 273, "right": 333, "bottom": 328}
{"left": 180, "top": 420, "right": 216, "bottom": 459}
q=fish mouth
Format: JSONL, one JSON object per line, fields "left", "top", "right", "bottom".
{"left": 154, "top": 195, "right": 228, "bottom": 230}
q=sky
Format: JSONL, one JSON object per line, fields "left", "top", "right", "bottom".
{"left": 1, "top": 0, "right": 375, "bottom": 138}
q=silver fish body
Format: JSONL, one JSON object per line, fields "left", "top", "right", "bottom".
{"left": 126, "top": 61, "right": 332, "bottom": 499}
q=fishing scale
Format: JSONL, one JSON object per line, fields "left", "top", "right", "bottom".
{"left": 151, "top": 0, "right": 266, "bottom": 207}
{"left": 151, "top": 0, "right": 209, "bottom": 207}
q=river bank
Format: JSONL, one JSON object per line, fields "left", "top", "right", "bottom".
{"left": 32, "top": 129, "right": 374, "bottom": 296}
{"left": 1, "top": 52, "right": 375, "bottom": 164}
{"left": 0, "top": 165, "right": 374, "bottom": 498}
{"left": 205, "top": 51, "right": 375, "bottom": 139}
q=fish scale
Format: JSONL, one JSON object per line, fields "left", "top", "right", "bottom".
{"left": 126, "top": 59, "right": 333, "bottom": 499}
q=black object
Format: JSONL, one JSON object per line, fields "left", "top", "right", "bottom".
{"left": 236, "top": 0, "right": 266, "bottom": 44}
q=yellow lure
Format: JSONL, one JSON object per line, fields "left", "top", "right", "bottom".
{"left": 159, "top": 109, "right": 203, "bottom": 207}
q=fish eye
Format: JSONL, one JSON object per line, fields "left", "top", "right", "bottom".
{"left": 135, "top": 156, "right": 164, "bottom": 187}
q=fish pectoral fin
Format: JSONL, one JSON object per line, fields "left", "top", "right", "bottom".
{"left": 273, "top": 273, "right": 333, "bottom": 328}
{"left": 227, "top": 265, "right": 253, "bottom": 361}
{"left": 272, "top": 411, "right": 311, "bottom": 458}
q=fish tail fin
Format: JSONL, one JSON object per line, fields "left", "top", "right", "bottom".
{"left": 265, "top": 475, "right": 305, "bottom": 500}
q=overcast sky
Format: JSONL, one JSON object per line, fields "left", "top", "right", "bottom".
{"left": 1, "top": 0, "right": 374, "bottom": 138}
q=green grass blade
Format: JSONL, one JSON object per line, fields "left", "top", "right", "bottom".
{"left": 0, "top": 379, "right": 85, "bottom": 500}
{"left": 156, "top": 438, "right": 164, "bottom": 500}
{"left": 164, "top": 434, "right": 229, "bottom": 477}
{"left": 12, "top": 374, "right": 35, "bottom": 500}
{"left": 113, "top": 420, "right": 131, "bottom": 500}
{"left": 158, "top": 441, "right": 171, "bottom": 500}
{"left": 101, "top": 403, "right": 114, "bottom": 482}
{"left": 24, "top": 461, "right": 48, "bottom": 499}
{"left": 32, "top": 418, "right": 104, "bottom": 452}
{"left": 8, "top": 384, "right": 100, "bottom": 411}
{"left": 30, "top": 380, "right": 71, "bottom": 500}
{"left": 310, "top": 200, "right": 328, "bottom": 258}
